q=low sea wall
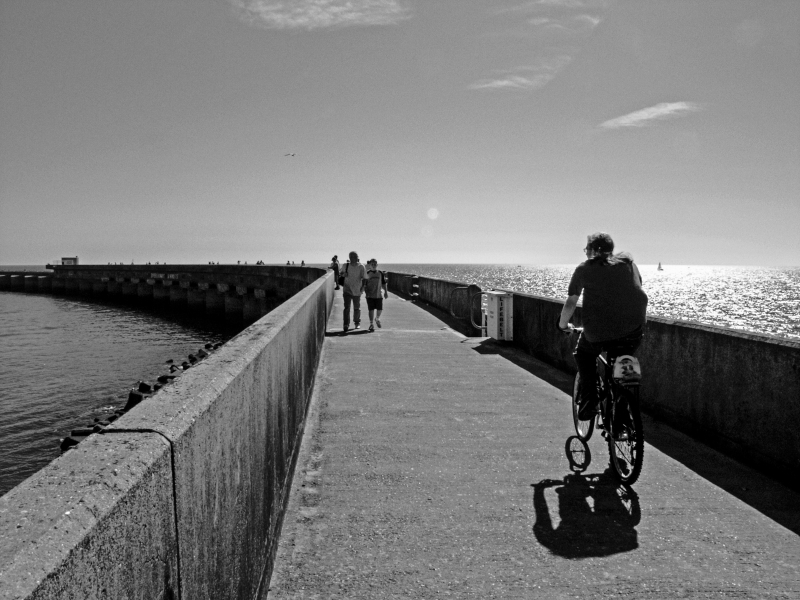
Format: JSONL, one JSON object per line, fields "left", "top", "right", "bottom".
{"left": 0, "top": 271, "right": 336, "bottom": 599}
{"left": 389, "top": 273, "right": 800, "bottom": 486}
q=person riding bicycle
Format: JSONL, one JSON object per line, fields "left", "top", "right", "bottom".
{"left": 558, "top": 232, "right": 648, "bottom": 420}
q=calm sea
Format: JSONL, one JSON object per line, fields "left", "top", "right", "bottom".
{"left": 0, "top": 274, "right": 241, "bottom": 496}
{"left": 2, "top": 263, "right": 798, "bottom": 496}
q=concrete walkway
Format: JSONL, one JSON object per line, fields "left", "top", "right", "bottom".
{"left": 268, "top": 292, "right": 800, "bottom": 599}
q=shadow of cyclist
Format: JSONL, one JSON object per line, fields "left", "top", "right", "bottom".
{"left": 531, "top": 470, "right": 640, "bottom": 558}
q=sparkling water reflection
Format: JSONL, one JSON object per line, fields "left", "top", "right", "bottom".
{"left": 382, "top": 264, "right": 800, "bottom": 339}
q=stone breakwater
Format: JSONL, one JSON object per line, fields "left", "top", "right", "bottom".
{"left": 0, "top": 264, "right": 327, "bottom": 323}
{"left": 57, "top": 341, "right": 225, "bottom": 454}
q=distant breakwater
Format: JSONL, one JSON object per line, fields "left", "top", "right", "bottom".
{"left": 0, "top": 264, "right": 327, "bottom": 323}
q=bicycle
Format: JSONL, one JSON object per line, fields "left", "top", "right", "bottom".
{"left": 564, "top": 326, "right": 644, "bottom": 485}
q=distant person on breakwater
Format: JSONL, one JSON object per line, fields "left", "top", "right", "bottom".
{"left": 364, "top": 259, "right": 388, "bottom": 332}
{"left": 558, "top": 231, "right": 648, "bottom": 420}
{"left": 330, "top": 255, "right": 341, "bottom": 289}
{"left": 340, "top": 251, "right": 367, "bottom": 333}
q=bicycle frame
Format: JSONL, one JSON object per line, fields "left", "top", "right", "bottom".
{"left": 567, "top": 326, "right": 644, "bottom": 484}
{"left": 595, "top": 353, "right": 639, "bottom": 435}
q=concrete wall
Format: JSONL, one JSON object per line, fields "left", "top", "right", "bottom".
{"left": 386, "top": 271, "right": 482, "bottom": 336}
{"left": 0, "top": 266, "right": 325, "bottom": 324}
{"left": 388, "top": 274, "right": 800, "bottom": 485}
{"left": 0, "top": 271, "right": 337, "bottom": 599}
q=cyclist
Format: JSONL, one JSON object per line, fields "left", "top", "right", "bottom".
{"left": 558, "top": 232, "right": 648, "bottom": 420}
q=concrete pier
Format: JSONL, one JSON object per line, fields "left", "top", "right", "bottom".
{"left": 152, "top": 281, "right": 170, "bottom": 302}
{"left": 269, "top": 291, "right": 800, "bottom": 599}
{"left": 169, "top": 284, "right": 187, "bottom": 305}
{"left": 0, "top": 270, "right": 335, "bottom": 600}
{"left": 121, "top": 281, "right": 138, "bottom": 297}
{"left": 136, "top": 281, "right": 151, "bottom": 299}
{"left": 205, "top": 286, "right": 225, "bottom": 315}
{"left": 1, "top": 264, "right": 326, "bottom": 324}
{"left": 243, "top": 295, "right": 266, "bottom": 322}
{"left": 2, "top": 268, "right": 799, "bottom": 598}
{"left": 37, "top": 276, "right": 52, "bottom": 292}
{"left": 224, "top": 288, "right": 244, "bottom": 319}
{"left": 187, "top": 286, "right": 205, "bottom": 310}
{"left": 78, "top": 279, "right": 93, "bottom": 294}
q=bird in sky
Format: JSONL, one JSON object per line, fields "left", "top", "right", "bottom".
{"left": 284, "top": 153, "right": 296, "bottom": 157}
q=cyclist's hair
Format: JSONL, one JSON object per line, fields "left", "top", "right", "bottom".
{"left": 587, "top": 232, "right": 632, "bottom": 266}
{"left": 587, "top": 232, "right": 614, "bottom": 254}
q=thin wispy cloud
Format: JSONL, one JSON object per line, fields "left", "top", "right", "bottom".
{"left": 495, "top": 0, "right": 610, "bottom": 14}
{"left": 573, "top": 14, "right": 601, "bottom": 28}
{"left": 470, "top": 56, "right": 572, "bottom": 91}
{"left": 528, "top": 13, "right": 601, "bottom": 32}
{"left": 599, "top": 102, "right": 703, "bottom": 129}
{"left": 229, "top": 0, "right": 411, "bottom": 30}
{"left": 479, "top": 2, "right": 604, "bottom": 92}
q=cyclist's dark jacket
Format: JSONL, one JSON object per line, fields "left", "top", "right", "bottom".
{"left": 567, "top": 257, "right": 648, "bottom": 343}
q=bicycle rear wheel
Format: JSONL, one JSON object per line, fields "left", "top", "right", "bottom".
{"left": 608, "top": 387, "right": 644, "bottom": 485}
{"left": 572, "top": 372, "right": 594, "bottom": 441}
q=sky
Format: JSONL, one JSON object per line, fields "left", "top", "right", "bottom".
{"left": 1, "top": 0, "right": 798, "bottom": 266}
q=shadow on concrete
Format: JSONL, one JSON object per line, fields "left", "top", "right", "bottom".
{"left": 467, "top": 338, "right": 575, "bottom": 395}
{"left": 391, "top": 296, "right": 475, "bottom": 337}
{"left": 470, "top": 338, "right": 800, "bottom": 537}
{"left": 531, "top": 471, "right": 640, "bottom": 558}
{"left": 325, "top": 329, "right": 372, "bottom": 337}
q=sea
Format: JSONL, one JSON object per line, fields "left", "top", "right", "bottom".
{"left": 0, "top": 266, "right": 241, "bottom": 496}
{"left": 1, "top": 263, "right": 798, "bottom": 496}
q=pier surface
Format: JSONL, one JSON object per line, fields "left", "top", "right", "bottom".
{"left": 269, "top": 291, "right": 800, "bottom": 599}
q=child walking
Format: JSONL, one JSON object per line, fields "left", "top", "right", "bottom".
{"left": 364, "top": 259, "right": 388, "bottom": 332}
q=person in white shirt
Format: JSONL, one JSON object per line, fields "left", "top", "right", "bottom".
{"left": 339, "top": 251, "right": 367, "bottom": 333}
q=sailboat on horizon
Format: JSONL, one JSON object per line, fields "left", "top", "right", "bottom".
{"left": 657, "top": 262, "right": 663, "bottom": 271}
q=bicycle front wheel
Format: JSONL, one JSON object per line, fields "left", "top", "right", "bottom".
{"left": 608, "top": 387, "right": 644, "bottom": 485}
{"left": 572, "top": 372, "right": 594, "bottom": 441}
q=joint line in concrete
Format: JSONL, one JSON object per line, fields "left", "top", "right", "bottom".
{"left": 101, "top": 428, "right": 183, "bottom": 600}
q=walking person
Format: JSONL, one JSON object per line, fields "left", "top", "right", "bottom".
{"left": 340, "top": 251, "right": 367, "bottom": 333}
{"left": 330, "top": 255, "right": 341, "bottom": 289}
{"left": 364, "top": 259, "right": 388, "bottom": 332}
